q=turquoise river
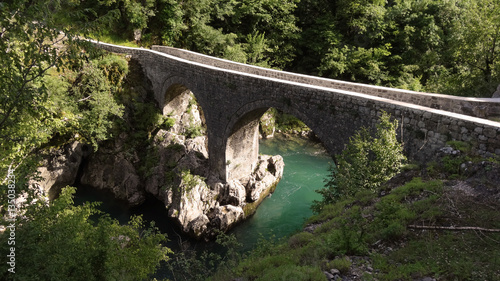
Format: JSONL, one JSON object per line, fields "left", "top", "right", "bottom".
{"left": 74, "top": 134, "right": 332, "bottom": 271}
{"left": 230, "top": 135, "right": 331, "bottom": 251}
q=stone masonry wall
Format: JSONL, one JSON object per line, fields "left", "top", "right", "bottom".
{"left": 93, "top": 41, "right": 500, "bottom": 182}
{"left": 152, "top": 45, "right": 500, "bottom": 119}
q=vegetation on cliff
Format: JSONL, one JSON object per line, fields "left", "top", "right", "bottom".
{"left": 204, "top": 120, "right": 500, "bottom": 281}
{"left": 0, "top": 1, "right": 170, "bottom": 279}
{"left": 1, "top": 0, "right": 499, "bottom": 280}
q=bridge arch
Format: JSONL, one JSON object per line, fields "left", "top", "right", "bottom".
{"left": 93, "top": 42, "right": 500, "bottom": 183}
{"left": 161, "top": 78, "right": 208, "bottom": 151}
{"left": 160, "top": 75, "right": 202, "bottom": 113}
{"left": 223, "top": 100, "right": 333, "bottom": 181}
{"left": 162, "top": 83, "right": 192, "bottom": 116}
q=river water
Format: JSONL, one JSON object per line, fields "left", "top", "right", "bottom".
{"left": 73, "top": 134, "right": 331, "bottom": 268}
{"left": 230, "top": 134, "right": 331, "bottom": 251}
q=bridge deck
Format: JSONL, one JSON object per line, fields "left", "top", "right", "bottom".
{"left": 152, "top": 45, "right": 500, "bottom": 120}
{"left": 92, "top": 40, "right": 500, "bottom": 162}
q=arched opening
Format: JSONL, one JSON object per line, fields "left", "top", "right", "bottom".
{"left": 225, "top": 105, "right": 326, "bottom": 182}
{"left": 155, "top": 83, "right": 209, "bottom": 190}
{"left": 226, "top": 106, "right": 332, "bottom": 251}
{"left": 163, "top": 84, "right": 207, "bottom": 139}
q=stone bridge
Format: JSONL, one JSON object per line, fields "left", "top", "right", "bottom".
{"left": 94, "top": 41, "right": 500, "bottom": 183}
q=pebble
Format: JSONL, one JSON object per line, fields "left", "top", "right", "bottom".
{"left": 330, "top": 268, "right": 340, "bottom": 275}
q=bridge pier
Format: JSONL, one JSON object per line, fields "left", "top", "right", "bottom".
{"left": 224, "top": 109, "right": 267, "bottom": 182}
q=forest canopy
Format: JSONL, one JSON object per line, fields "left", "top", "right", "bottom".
{"left": 0, "top": 0, "right": 499, "bottom": 279}
{"left": 80, "top": 0, "right": 500, "bottom": 97}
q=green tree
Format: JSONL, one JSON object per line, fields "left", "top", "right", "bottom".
{"left": 426, "top": 0, "right": 500, "bottom": 96}
{"left": 313, "top": 112, "right": 406, "bottom": 212}
{"left": 318, "top": 44, "right": 392, "bottom": 85}
{"left": 91, "top": 0, "right": 156, "bottom": 40}
{"left": 0, "top": 0, "right": 127, "bottom": 195}
{"left": 0, "top": 0, "right": 82, "bottom": 190}
{"left": 69, "top": 57, "right": 125, "bottom": 149}
{"left": 154, "top": 0, "right": 186, "bottom": 46}
{"left": 226, "top": 0, "right": 300, "bottom": 68}
{"left": 0, "top": 186, "right": 170, "bottom": 280}
{"left": 150, "top": 0, "right": 300, "bottom": 68}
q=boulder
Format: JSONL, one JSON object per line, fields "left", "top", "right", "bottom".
{"left": 176, "top": 150, "right": 209, "bottom": 177}
{"left": 187, "top": 214, "right": 210, "bottom": 238}
{"left": 185, "top": 136, "right": 208, "bottom": 159}
{"left": 246, "top": 155, "right": 284, "bottom": 202}
{"left": 168, "top": 176, "right": 217, "bottom": 238}
{"left": 222, "top": 180, "right": 247, "bottom": 206}
{"left": 211, "top": 205, "right": 245, "bottom": 232}
{"left": 254, "top": 158, "right": 269, "bottom": 181}
{"left": 154, "top": 129, "right": 186, "bottom": 147}
{"left": 268, "top": 155, "right": 285, "bottom": 178}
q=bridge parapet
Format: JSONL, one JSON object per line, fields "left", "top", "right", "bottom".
{"left": 152, "top": 45, "right": 500, "bottom": 120}
{"left": 93, "top": 41, "right": 500, "bottom": 182}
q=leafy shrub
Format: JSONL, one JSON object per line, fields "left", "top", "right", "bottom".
{"left": 326, "top": 257, "right": 352, "bottom": 274}
{"left": 239, "top": 255, "right": 295, "bottom": 279}
{"left": 288, "top": 232, "right": 315, "bottom": 249}
{"left": 161, "top": 116, "right": 175, "bottom": 130}
{"left": 256, "top": 264, "right": 325, "bottom": 281}
{"left": 326, "top": 209, "right": 369, "bottom": 255}
{"left": 185, "top": 124, "right": 204, "bottom": 138}
{"left": 446, "top": 140, "right": 471, "bottom": 153}
{"left": 96, "top": 54, "right": 129, "bottom": 86}
{"left": 167, "top": 142, "right": 185, "bottom": 152}
{"left": 0, "top": 187, "right": 169, "bottom": 280}
{"left": 313, "top": 111, "right": 406, "bottom": 212}
{"left": 181, "top": 170, "right": 205, "bottom": 192}
{"left": 442, "top": 155, "right": 463, "bottom": 175}
{"left": 68, "top": 61, "right": 125, "bottom": 149}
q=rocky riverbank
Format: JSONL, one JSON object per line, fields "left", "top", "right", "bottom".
{"left": 29, "top": 59, "right": 284, "bottom": 240}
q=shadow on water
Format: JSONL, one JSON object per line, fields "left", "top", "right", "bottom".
{"left": 72, "top": 133, "right": 332, "bottom": 277}
{"left": 229, "top": 134, "right": 332, "bottom": 252}
{"left": 73, "top": 185, "right": 216, "bottom": 253}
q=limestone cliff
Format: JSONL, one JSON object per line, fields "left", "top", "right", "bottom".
{"left": 140, "top": 93, "right": 284, "bottom": 238}
{"left": 31, "top": 91, "right": 283, "bottom": 240}
{"left": 30, "top": 142, "right": 90, "bottom": 200}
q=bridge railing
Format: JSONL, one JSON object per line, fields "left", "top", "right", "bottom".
{"left": 152, "top": 45, "right": 500, "bottom": 120}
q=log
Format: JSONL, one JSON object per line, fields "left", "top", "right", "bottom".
{"left": 408, "top": 225, "right": 500, "bottom": 232}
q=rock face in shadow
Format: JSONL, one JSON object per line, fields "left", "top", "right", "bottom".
{"left": 31, "top": 141, "right": 90, "bottom": 200}
{"left": 80, "top": 152, "right": 145, "bottom": 206}
{"left": 31, "top": 62, "right": 284, "bottom": 240}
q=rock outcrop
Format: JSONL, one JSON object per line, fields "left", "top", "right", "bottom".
{"left": 259, "top": 109, "right": 276, "bottom": 139}
{"left": 144, "top": 98, "right": 284, "bottom": 238}
{"left": 32, "top": 76, "right": 284, "bottom": 240}
{"left": 31, "top": 141, "right": 90, "bottom": 199}
{"left": 80, "top": 151, "right": 145, "bottom": 206}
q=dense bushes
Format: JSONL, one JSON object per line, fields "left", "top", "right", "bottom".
{"left": 312, "top": 112, "right": 406, "bottom": 212}
{"left": 75, "top": 0, "right": 500, "bottom": 97}
{"left": 0, "top": 187, "right": 170, "bottom": 281}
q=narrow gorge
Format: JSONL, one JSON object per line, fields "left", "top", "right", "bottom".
{"left": 30, "top": 58, "right": 284, "bottom": 240}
